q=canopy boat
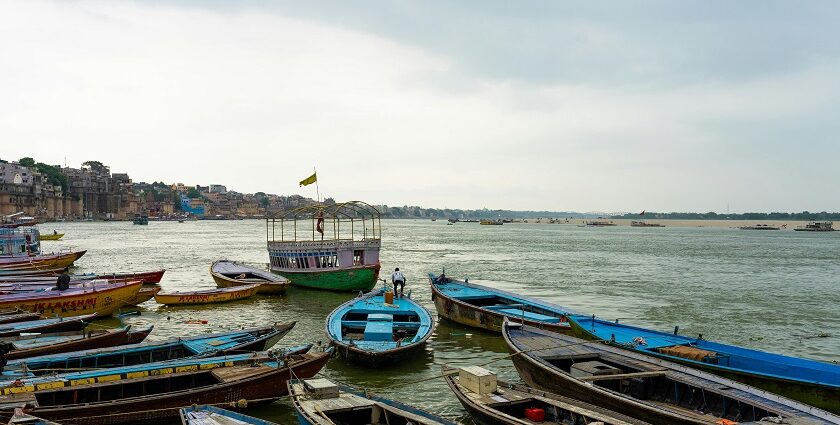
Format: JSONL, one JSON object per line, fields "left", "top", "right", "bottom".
{"left": 3, "top": 325, "right": 153, "bottom": 360}
{"left": 503, "top": 320, "right": 839, "bottom": 424}
{"left": 568, "top": 315, "right": 840, "bottom": 414}
{"left": 266, "top": 201, "right": 382, "bottom": 291}
{"left": 0, "top": 280, "right": 143, "bottom": 317}
{"left": 428, "top": 273, "right": 572, "bottom": 334}
{"left": 154, "top": 284, "right": 260, "bottom": 305}
{"left": 180, "top": 405, "right": 277, "bottom": 425}
{"left": 210, "top": 260, "right": 289, "bottom": 295}
{"left": 3, "top": 322, "right": 296, "bottom": 377}
{"left": 0, "top": 350, "right": 332, "bottom": 425}
{"left": 443, "top": 366, "right": 646, "bottom": 425}
{"left": 289, "top": 378, "right": 457, "bottom": 425}
{"left": 37, "top": 233, "right": 63, "bottom": 241}
{"left": 0, "top": 314, "right": 95, "bottom": 337}
{"left": 794, "top": 221, "right": 835, "bottom": 232}
{"left": 326, "top": 288, "right": 434, "bottom": 366}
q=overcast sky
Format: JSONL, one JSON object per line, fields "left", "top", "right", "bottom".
{"left": 2, "top": 1, "right": 839, "bottom": 212}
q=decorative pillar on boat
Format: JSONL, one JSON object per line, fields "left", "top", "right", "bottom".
{"left": 266, "top": 201, "right": 382, "bottom": 291}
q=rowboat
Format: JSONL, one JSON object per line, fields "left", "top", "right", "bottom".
{"left": 0, "top": 269, "right": 166, "bottom": 285}
{"left": 122, "top": 286, "right": 159, "bottom": 305}
{"left": 210, "top": 260, "right": 289, "bottom": 295}
{"left": 266, "top": 201, "right": 382, "bottom": 291}
{"left": 180, "top": 405, "right": 276, "bottom": 425}
{"left": 0, "top": 280, "right": 143, "bottom": 317}
{"left": 37, "top": 233, "right": 64, "bottom": 241}
{"left": 0, "top": 268, "right": 66, "bottom": 278}
{"left": 0, "top": 310, "right": 41, "bottom": 324}
{"left": 326, "top": 288, "right": 434, "bottom": 366}
{"left": 443, "top": 366, "right": 647, "bottom": 425}
{"left": 289, "top": 378, "right": 457, "bottom": 425}
{"left": 0, "top": 251, "right": 86, "bottom": 271}
{"left": 0, "top": 350, "right": 332, "bottom": 425}
{"left": 0, "top": 284, "right": 160, "bottom": 307}
{"left": 0, "top": 314, "right": 95, "bottom": 337}
{"left": 428, "top": 273, "right": 572, "bottom": 334}
{"left": 3, "top": 325, "right": 153, "bottom": 360}
{"left": 154, "top": 284, "right": 260, "bottom": 305}
{"left": 7, "top": 409, "right": 59, "bottom": 425}
{"left": 3, "top": 321, "right": 296, "bottom": 377}
{"left": 568, "top": 314, "right": 840, "bottom": 414}
{"left": 503, "top": 320, "right": 839, "bottom": 424}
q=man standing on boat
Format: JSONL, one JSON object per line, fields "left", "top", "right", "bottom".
{"left": 391, "top": 267, "right": 406, "bottom": 298}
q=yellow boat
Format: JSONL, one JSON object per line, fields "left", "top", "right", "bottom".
{"left": 123, "top": 286, "right": 161, "bottom": 306}
{"left": 39, "top": 233, "right": 65, "bottom": 241}
{"left": 154, "top": 284, "right": 260, "bottom": 306}
{"left": 210, "top": 260, "right": 289, "bottom": 295}
{"left": 0, "top": 280, "right": 143, "bottom": 317}
{"left": 0, "top": 251, "right": 86, "bottom": 272}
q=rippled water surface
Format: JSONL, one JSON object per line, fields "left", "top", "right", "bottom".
{"left": 43, "top": 220, "right": 840, "bottom": 423}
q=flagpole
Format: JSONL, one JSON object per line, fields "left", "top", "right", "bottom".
{"left": 314, "top": 166, "right": 320, "bottom": 203}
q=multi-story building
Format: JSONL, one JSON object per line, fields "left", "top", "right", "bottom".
{"left": 209, "top": 184, "right": 227, "bottom": 194}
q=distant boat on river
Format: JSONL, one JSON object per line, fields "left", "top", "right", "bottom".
{"left": 738, "top": 224, "right": 781, "bottom": 230}
{"left": 794, "top": 221, "right": 835, "bottom": 231}
{"left": 630, "top": 221, "right": 664, "bottom": 227}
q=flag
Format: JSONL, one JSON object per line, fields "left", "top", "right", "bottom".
{"left": 299, "top": 172, "right": 317, "bottom": 187}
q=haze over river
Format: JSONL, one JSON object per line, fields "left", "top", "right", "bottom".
{"left": 45, "top": 219, "right": 840, "bottom": 423}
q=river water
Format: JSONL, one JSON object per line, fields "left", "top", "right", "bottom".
{"left": 44, "top": 219, "right": 840, "bottom": 423}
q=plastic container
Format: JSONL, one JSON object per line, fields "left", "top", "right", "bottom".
{"left": 384, "top": 291, "right": 394, "bottom": 304}
{"left": 524, "top": 408, "right": 545, "bottom": 422}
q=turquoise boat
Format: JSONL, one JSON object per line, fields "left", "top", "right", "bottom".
{"left": 180, "top": 405, "right": 277, "bottom": 425}
{"left": 266, "top": 201, "right": 382, "bottom": 291}
{"left": 569, "top": 315, "right": 840, "bottom": 414}
{"left": 429, "top": 272, "right": 573, "bottom": 333}
{"left": 326, "top": 288, "right": 433, "bottom": 366}
{"left": 3, "top": 322, "right": 296, "bottom": 377}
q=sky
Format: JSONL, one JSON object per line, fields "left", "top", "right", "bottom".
{"left": 2, "top": 1, "right": 839, "bottom": 213}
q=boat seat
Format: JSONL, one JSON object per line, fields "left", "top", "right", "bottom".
{"left": 363, "top": 314, "right": 394, "bottom": 342}
{"left": 492, "top": 308, "right": 561, "bottom": 323}
{"left": 342, "top": 320, "right": 420, "bottom": 330}
{"left": 658, "top": 345, "right": 718, "bottom": 362}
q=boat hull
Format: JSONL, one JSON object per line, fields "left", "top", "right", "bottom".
{"left": 0, "top": 315, "right": 94, "bottom": 337}
{"left": 38, "top": 234, "right": 64, "bottom": 241}
{"left": 274, "top": 264, "right": 380, "bottom": 291}
{"left": 0, "top": 280, "right": 142, "bottom": 317}
{"left": 154, "top": 285, "right": 259, "bottom": 305}
{"left": 569, "top": 319, "right": 840, "bottom": 414}
{"left": 331, "top": 338, "right": 427, "bottom": 367}
{"left": 5, "top": 326, "right": 152, "bottom": 360}
{"left": 0, "top": 251, "right": 86, "bottom": 271}
{"left": 211, "top": 275, "right": 287, "bottom": 295}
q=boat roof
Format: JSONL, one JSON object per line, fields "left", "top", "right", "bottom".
{"left": 211, "top": 260, "right": 288, "bottom": 283}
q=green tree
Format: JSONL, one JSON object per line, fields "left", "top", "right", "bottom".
{"left": 187, "top": 188, "right": 201, "bottom": 199}
{"left": 18, "top": 157, "right": 35, "bottom": 167}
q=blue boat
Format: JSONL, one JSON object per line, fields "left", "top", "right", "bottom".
{"left": 2, "top": 321, "right": 296, "bottom": 377}
{"left": 326, "top": 288, "right": 433, "bottom": 366}
{"left": 180, "top": 405, "right": 277, "bottom": 425}
{"left": 569, "top": 315, "right": 840, "bottom": 414}
{"left": 429, "top": 272, "right": 574, "bottom": 333}
{"left": 289, "top": 378, "right": 457, "bottom": 425}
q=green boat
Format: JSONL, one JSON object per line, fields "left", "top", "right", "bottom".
{"left": 266, "top": 201, "right": 382, "bottom": 291}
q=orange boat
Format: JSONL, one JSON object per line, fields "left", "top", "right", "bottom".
{"left": 0, "top": 280, "right": 143, "bottom": 317}
{"left": 154, "top": 284, "right": 260, "bottom": 306}
{"left": 0, "top": 251, "right": 86, "bottom": 272}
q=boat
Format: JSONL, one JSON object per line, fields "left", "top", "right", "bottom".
{"left": 479, "top": 219, "right": 503, "bottom": 225}
{"left": 583, "top": 219, "right": 616, "bottom": 227}
{"left": 2, "top": 322, "right": 297, "bottom": 377}
{"left": 289, "top": 378, "right": 457, "bottom": 425}
{"left": 428, "top": 272, "right": 572, "bottom": 333}
{"left": 37, "top": 233, "right": 63, "bottom": 241}
{"left": 326, "top": 287, "right": 434, "bottom": 366}
{"left": 503, "top": 320, "right": 840, "bottom": 424}
{"left": 0, "top": 269, "right": 166, "bottom": 285}
{"left": 794, "top": 221, "right": 835, "bottom": 231}
{"left": 0, "top": 350, "right": 332, "bottom": 425}
{"left": 132, "top": 214, "right": 149, "bottom": 225}
{"left": 0, "top": 314, "right": 95, "bottom": 337}
{"left": 154, "top": 284, "right": 260, "bottom": 305}
{"left": 0, "top": 268, "right": 66, "bottom": 278}
{"left": 0, "top": 310, "right": 42, "bottom": 324}
{"left": 3, "top": 324, "right": 153, "bottom": 360}
{"left": 7, "top": 409, "right": 59, "bottom": 425}
{"left": 210, "top": 260, "right": 289, "bottom": 295}
{"left": 121, "top": 286, "right": 160, "bottom": 305}
{"left": 180, "top": 405, "right": 276, "bottom": 425}
{"left": 0, "top": 251, "right": 86, "bottom": 272}
{"left": 630, "top": 221, "right": 664, "bottom": 227}
{"left": 266, "top": 201, "right": 382, "bottom": 291}
{"left": 738, "top": 224, "right": 780, "bottom": 230}
{"left": 443, "top": 365, "right": 646, "bottom": 425}
{"left": 568, "top": 314, "right": 840, "bottom": 414}
{"left": 0, "top": 280, "right": 143, "bottom": 317}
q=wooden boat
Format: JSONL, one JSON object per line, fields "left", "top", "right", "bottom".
{"left": 289, "top": 378, "right": 457, "bottom": 425}
{"left": 479, "top": 219, "right": 503, "bottom": 225}
{"left": 738, "top": 224, "right": 780, "bottom": 230}
{"left": 569, "top": 314, "right": 840, "bottom": 414}
{"left": 326, "top": 288, "right": 434, "bottom": 366}
{"left": 210, "top": 260, "right": 289, "bottom": 295}
{"left": 121, "top": 286, "right": 159, "bottom": 305}
{"left": 0, "top": 314, "right": 95, "bottom": 337}
{"left": 37, "top": 233, "right": 63, "bottom": 241}
{"left": 154, "top": 284, "right": 259, "bottom": 305}
{"left": 0, "top": 269, "right": 166, "bottom": 285}
{"left": 7, "top": 409, "right": 59, "bottom": 425}
{"left": 0, "top": 251, "right": 86, "bottom": 272}
{"left": 0, "top": 310, "right": 41, "bottom": 325}
{"left": 3, "top": 321, "right": 296, "bottom": 377}
{"left": 443, "top": 365, "right": 647, "bottom": 425}
{"left": 428, "top": 273, "right": 572, "bottom": 333}
{"left": 266, "top": 201, "right": 382, "bottom": 291}
{"left": 0, "top": 269, "right": 66, "bottom": 278}
{"left": 3, "top": 325, "right": 153, "bottom": 360}
{"left": 180, "top": 405, "right": 276, "bottom": 425}
{"left": 503, "top": 320, "right": 839, "bottom": 424}
{"left": 0, "top": 280, "right": 143, "bottom": 317}
{"left": 630, "top": 221, "right": 664, "bottom": 227}
{"left": 0, "top": 350, "right": 332, "bottom": 425}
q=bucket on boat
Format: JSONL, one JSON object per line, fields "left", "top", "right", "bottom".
{"left": 384, "top": 291, "right": 394, "bottom": 304}
{"left": 524, "top": 408, "right": 545, "bottom": 422}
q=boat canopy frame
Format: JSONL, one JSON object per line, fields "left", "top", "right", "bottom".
{"left": 266, "top": 201, "right": 381, "bottom": 243}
